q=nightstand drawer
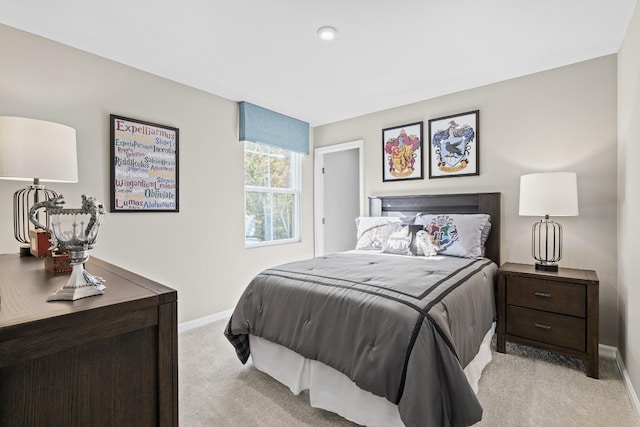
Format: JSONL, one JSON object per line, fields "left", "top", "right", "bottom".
{"left": 506, "top": 276, "right": 585, "bottom": 317}
{"left": 506, "top": 306, "right": 585, "bottom": 352}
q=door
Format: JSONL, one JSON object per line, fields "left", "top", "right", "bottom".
{"left": 314, "top": 140, "right": 364, "bottom": 256}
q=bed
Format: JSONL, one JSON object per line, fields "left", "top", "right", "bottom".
{"left": 226, "top": 192, "right": 501, "bottom": 427}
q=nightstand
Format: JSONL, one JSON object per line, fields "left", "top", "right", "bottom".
{"left": 497, "top": 262, "right": 599, "bottom": 378}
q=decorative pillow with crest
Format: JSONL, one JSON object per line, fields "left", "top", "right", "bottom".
{"left": 414, "top": 213, "right": 490, "bottom": 259}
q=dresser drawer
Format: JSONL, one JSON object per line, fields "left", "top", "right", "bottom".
{"left": 506, "top": 276, "right": 585, "bottom": 317}
{"left": 506, "top": 306, "right": 585, "bottom": 352}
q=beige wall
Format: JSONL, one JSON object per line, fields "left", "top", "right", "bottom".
{"left": 0, "top": 24, "right": 315, "bottom": 324}
{"left": 618, "top": 1, "right": 640, "bottom": 404}
{"left": 315, "top": 56, "right": 619, "bottom": 346}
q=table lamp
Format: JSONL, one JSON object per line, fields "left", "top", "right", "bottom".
{"left": 0, "top": 116, "right": 78, "bottom": 255}
{"left": 519, "top": 172, "right": 578, "bottom": 271}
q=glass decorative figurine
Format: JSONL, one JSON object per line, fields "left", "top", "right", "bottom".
{"left": 30, "top": 194, "right": 106, "bottom": 301}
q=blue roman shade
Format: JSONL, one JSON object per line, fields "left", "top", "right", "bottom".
{"left": 238, "top": 101, "right": 309, "bottom": 155}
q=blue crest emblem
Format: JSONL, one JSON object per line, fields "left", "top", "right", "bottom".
{"left": 432, "top": 121, "right": 475, "bottom": 172}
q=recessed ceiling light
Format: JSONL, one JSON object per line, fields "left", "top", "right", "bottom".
{"left": 317, "top": 26, "right": 337, "bottom": 41}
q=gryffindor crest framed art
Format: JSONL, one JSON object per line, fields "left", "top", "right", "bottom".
{"left": 382, "top": 121, "right": 423, "bottom": 182}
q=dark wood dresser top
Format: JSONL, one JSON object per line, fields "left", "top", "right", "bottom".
{"left": 0, "top": 253, "right": 177, "bottom": 330}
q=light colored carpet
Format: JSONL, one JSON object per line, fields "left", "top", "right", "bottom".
{"left": 179, "top": 320, "right": 640, "bottom": 426}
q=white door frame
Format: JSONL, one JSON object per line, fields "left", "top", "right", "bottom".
{"left": 314, "top": 139, "right": 365, "bottom": 256}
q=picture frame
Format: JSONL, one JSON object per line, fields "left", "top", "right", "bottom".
{"left": 428, "top": 110, "right": 479, "bottom": 179}
{"left": 382, "top": 121, "right": 423, "bottom": 182}
{"left": 110, "top": 114, "right": 179, "bottom": 212}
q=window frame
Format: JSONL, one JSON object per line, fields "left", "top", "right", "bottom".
{"left": 244, "top": 141, "right": 301, "bottom": 248}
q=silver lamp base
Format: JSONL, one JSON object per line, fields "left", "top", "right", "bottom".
{"left": 47, "top": 259, "right": 106, "bottom": 301}
{"left": 531, "top": 215, "right": 563, "bottom": 272}
{"left": 535, "top": 261, "right": 559, "bottom": 272}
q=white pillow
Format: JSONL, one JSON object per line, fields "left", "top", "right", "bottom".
{"left": 355, "top": 216, "right": 402, "bottom": 250}
{"left": 414, "top": 213, "right": 491, "bottom": 258}
{"left": 480, "top": 221, "right": 492, "bottom": 256}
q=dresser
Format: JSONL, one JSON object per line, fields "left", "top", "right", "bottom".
{"left": 497, "top": 262, "right": 599, "bottom": 378}
{"left": 0, "top": 254, "right": 178, "bottom": 426}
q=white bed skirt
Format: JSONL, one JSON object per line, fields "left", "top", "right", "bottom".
{"left": 249, "top": 322, "right": 495, "bottom": 427}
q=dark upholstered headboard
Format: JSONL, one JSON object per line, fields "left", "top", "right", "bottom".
{"left": 368, "top": 192, "right": 501, "bottom": 266}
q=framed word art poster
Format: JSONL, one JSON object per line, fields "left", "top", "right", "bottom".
{"left": 110, "top": 115, "right": 179, "bottom": 212}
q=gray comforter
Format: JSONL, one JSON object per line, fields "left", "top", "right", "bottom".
{"left": 226, "top": 252, "right": 497, "bottom": 427}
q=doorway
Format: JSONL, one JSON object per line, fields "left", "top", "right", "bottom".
{"left": 314, "top": 140, "right": 364, "bottom": 256}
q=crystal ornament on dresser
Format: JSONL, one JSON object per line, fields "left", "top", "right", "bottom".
{"left": 29, "top": 194, "right": 106, "bottom": 301}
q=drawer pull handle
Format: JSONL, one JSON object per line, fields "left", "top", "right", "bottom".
{"left": 534, "top": 323, "right": 552, "bottom": 330}
{"left": 534, "top": 292, "right": 552, "bottom": 298}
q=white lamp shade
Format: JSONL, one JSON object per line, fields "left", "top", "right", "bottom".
{"left": 0, "top": 116, "right": 78, "bottom": 183}
{"left": 519, "top": 172, "right": 578, "bottom": 216}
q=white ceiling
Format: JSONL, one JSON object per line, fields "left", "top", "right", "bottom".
{"left": 0, "top": 0, "right": 637, "bottom": 126}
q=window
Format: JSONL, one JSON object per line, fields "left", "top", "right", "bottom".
{"left": 244, "top": 141, "right": 300, "bottom": 246}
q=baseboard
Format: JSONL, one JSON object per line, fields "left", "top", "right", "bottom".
{"left": 178, "top": 309, "right": 232, "bottom": 333}
{"left": 599, "top": 344, "right": 640, "bottom": 418}
{"left": 615, "top": 348, "right": 640, "bottom": 418}
{"left": 599, "top": 343, "right": 617, "bottom": 359}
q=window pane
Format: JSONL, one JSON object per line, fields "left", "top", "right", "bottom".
{"left": 244, "top": 142, "right": 269, "bottom": 187}
{"left": 271, "top": 192, "right": 295, "bottom": 239}
{"left": 244, "top": 141, "right": 291, "bottom": 189}
{"left": 269, "top": 148, "right": 291, "bottom": 189}
{"left": 245, "top": 191, "right": 266, "bottom": 242}
{"left": 245, "top": 191, "right": 296, "bottom": 243}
